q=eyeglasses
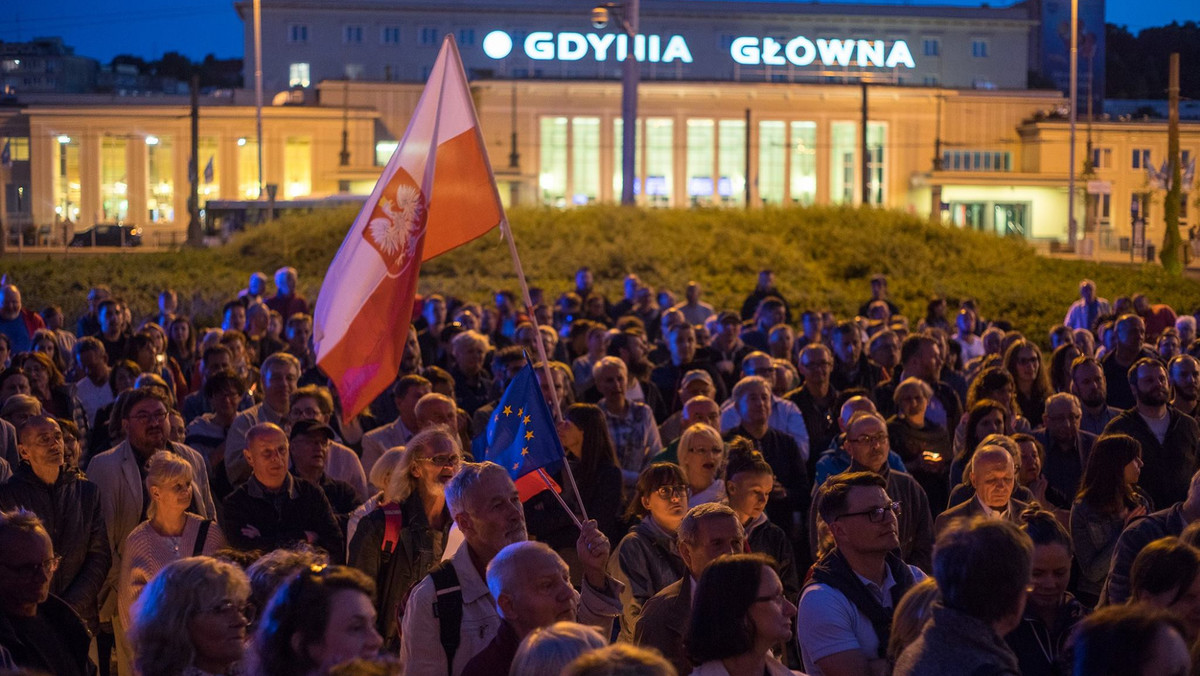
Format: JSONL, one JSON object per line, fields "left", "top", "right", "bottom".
{"left": 836, "top": 501, "right": 902, "bottom": 523}
{"left": 653, "top": 485, "right": 689, "bottom": 501}
{"left": 686, "top": 445, "right": 724, "bottom": 456}
{"left": 419, "top": 454, "right": 462, "bottom": 467}
{"left": 129, "top": 410, "right": 169, "bottom": 424}
{"left": 754, "top": 589, "right": 788, "bottom": 605}
{"left": 200, "top": 598, "right": 257, "bottom": 623}
{"left": 1, "top": 555, "right": 62, "bottom": 579}
{"left": 848, "top": 433, "right": 888, "bottom": 447}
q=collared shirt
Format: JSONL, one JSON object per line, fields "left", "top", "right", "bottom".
{"left": 599, "top": 399, "right": 662, "bottom": 482}
{"left": 245, "top": 473, "right": 298, "bottom": 515}
{"left": 719, "top": 395, "right": 811, "bottom": 461}
{"left": 853, "top": 564, "right": 898, "bottom": 609}
{"left": 976, "top": 495, "right": 1008, "bottom": 520}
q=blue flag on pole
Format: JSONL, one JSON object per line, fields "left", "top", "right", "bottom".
{"left": 485, "top": 359, "right": 564, "bottom": 488}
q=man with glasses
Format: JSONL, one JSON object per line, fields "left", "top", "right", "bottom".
{"left": 811, "top": 412, "right": 933, "bottom": 572}
{"left": 935, "top": 446, "right": 1027, "bottom": 536}
{"left": 0, "top": 509, "right": 94, "bottom": 676}
{"left": 720, "top": 352, "right": 810, "bottom": 460}
{"left": 223, "top": 422, "right": 343, "bottom": 561}
{"left": 1034, "top": 392, "right": 1096, "bottom": 499}
{"left": 797, "top": 471, "right": 925, "bottom": 676}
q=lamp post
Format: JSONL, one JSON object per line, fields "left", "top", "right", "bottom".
{"left": 1067, "top": 0, "right": 1078, "bottom": 251}
{"left": 592, "top": 1, "right": 639, "bottom": 206}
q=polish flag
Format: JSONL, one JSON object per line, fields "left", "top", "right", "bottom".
{"left": 314, "top": 36, "right": 503, "bottom": 421}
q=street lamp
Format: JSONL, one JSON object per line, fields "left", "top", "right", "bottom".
{"left": 1067, "top": 0, "right": 1078, "bottom": 251}
{"left": 592, "top": 0, "right": 639, "bottom": 206}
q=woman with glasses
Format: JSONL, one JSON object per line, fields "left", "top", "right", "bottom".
{"left": 677, "top": 423, "right": 727, "bottom": 507}
{"left": 686, "top": 553, "right": 798, "bottom": 676}
{"left": 347, "top": 426, "right": 459, "bottom": 651}
{"left": 609, "top": 462, "right": 690, "bottom": 642}
{"left": 119, "top": 451, "right": 226, "bottom": 640}
{"left": 254, "top": 564, "right": 383, "bottom": 676}
{"left": 1004, "top": 339, "right": 1051, "bottom": 428}
{"left": 129, "top": 556, "right": 251, "bottom": 676}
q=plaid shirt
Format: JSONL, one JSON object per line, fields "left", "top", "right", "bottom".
{"left": 600, "top": 399, "right": 663, "bottom": 480}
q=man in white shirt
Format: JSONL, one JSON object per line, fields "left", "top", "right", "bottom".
{"left": 69, "top": 338, "right": 112, "bottom": 429}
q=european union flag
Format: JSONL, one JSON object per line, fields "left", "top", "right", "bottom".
{"left": 485, "top": 359, "right": 564, "bottom": 483}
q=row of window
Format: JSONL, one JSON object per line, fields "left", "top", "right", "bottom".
{"left": 288, "top": 24, "right": 475, "bottom": 47}
{"left": 1095, "top": 148, "right": 1193, "bottom": 171}
{"left": 942, "top": 150, "right": 1012, "bottom": 172}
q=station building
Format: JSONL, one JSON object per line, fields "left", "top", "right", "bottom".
{"left": 0, "top": 0, "right": 1195, "bottom": 253}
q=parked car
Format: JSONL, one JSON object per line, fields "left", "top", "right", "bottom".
{"left": 69, "top": 224, "right": 143, "bottom": 247}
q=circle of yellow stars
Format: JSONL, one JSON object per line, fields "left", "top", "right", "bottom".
{"left": 496, "top": 405, "right": 536, "bottom": 472}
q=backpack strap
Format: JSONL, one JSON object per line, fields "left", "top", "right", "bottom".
{"left": 381, "top": 503, "right": 405, "bottom": 558}
{"left": 429, "top": 562, "right": 463, "bottom": 676}
{"left": 192, "top": 519, "right": 212, "bottom": 557}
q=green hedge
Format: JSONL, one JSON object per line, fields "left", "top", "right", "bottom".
{"left": 3, "top": 204, "right": 1196, "bottom": 340}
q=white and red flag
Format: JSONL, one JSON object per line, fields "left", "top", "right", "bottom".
{"left": 314, "top": 36, "right": 503, "bottom": 421}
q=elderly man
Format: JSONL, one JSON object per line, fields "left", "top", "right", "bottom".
{"left": 894, "top": 518, "right": 1032, "bottom": 676}
{"left": 634, "top": 503, "right": 745, "bottom": 675}
{"left": 651, "top": 394, "right": 720, "bottom": 465}
{"left": 400, "top": 461, "right": 620, "bottom": 676}
{"left": 874, "top": 334, "right": 962, "bottom": 429}
{"left": 1101, "top": 469, "right": 1200, "bottom": 605}
{"left": 288, "top": 419, "right": 361, "bottom": 520}
{"left": 286, "top": 385, "right": 369, "bottom": 500}
{"left": 88, "top": 389, "right": 216, "bottom": 666}
{"left": 935, "top": 446, "right": 1027, "bottom": 535}
{"left": 222, "top": 422, "right": 343, "bottom": 560}
{"left": 1101, "top": 315, "right": 1158, "bottom": 410}
{"left": 224, "top": 352, "right": 301, "bottom": 484}
{"left": 0, "top": 509, "right": 95, "bottom": 676}
{"left": 0, "top": 284, "right": 45, "bottom": 353}
{"left": 265, "top": 265, "right": 309, "bottom": 318}
{"left": 594, "top": 356, "right": 662, "bottom": 486}
{"left": 723, "top": 375, "right": 808, "bottom": 538}
{"left": 1065, "top": 279, "right": 1111, "bottom": 332}
{"left": 721, "top": 352, "right": 810, "bottom": 461}
{"left": 813, "top": 396, "right": 907, "bottom": 488}
{"left": 448, "top": 330, "right": 493, "bottom": 416}
{"left": 811, "top": 412, "right": 933, "bottom": 572}
{"left": 1034, "top": 392, "right": 1096, "bottom": 499}
{"left": 0, "top": 416, "right": 109, "bottom": 627}
{"left": 1071, "top": 355, "right": 1120, "bottom": 436}
{"left": 798, "top": 472, "right": 926, "bottom": 676}
{"left": 1104, "top": 357, "right": 1200, "bottom": 508}
{"left": 787, "top": 344, "right": 841, "bottom": 470}
{"left": 361, "top": 374, "right": 431, "bottom": 473}
{"left": 1170, "top": 354, "right": 1200, "bottom": 419}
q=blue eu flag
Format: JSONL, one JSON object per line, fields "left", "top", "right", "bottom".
{"left": 485, "top": 359, "right": 564, "bottom": 482}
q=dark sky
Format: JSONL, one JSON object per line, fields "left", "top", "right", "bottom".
{"left": 0, "top": 0, "right": 1195, "bottom": 63}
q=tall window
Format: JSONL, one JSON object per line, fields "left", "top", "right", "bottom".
{"left": 420, "top": 27, "right": 440, "bottom": 46}
{"left": 867, "top": 122, "right": 887, "bottom": 205}
{"left": 288, "top": 63, "right": 310, "bottom": 88}
{"left": 100, "top": 136, "right": 128, "bottom": 221}
{"left": 1132, "top": 148, "right": 1150, "bottom": 169}
{"left": 198, "top": 137, "right": 219, "bottom": 200}
{"left": 284, "top": 137, "right": 312, "bottom": 198}
{"left": 147, "top": 136, "right": 174, "bottom": 223}
{"left": 686, "top": 119, "right": 715, "bottom": 205}
{"left": 758, "top": 120, "right": 786, "bottom": 205}
{"left": 644, "top": 119, "right": 674, "bottom": 206}
{"left": 571, "top": 117, "right": 600, "bottom": 205}
{"left": 830, "top": 122, "right": 856, "bottom": 204}
{"left": 53, "top": 136, "right": 80, "bottom": 222}
{"left": 613, "top": 118, "right": 643, "bottom": 201}
{"left": 790, "top": 121, "right": 817, "bottom": 205}
{"left": 288, "top": 24, "right": 308, "bottom": 43}
{"left": 458, "top": 29, "right": 475, "bottom": 46}
{"left": 717, "top": 120, "right": 746, "bottom": 205}
{"left": 344, "top": 26, "right": 363, "bottom": 43}
{"left": 923, "top": 39, "right": 940, "bottom": 56}
{"left": 971, "top": 39, "right": 988, "bottom": 57}
{"left": 381, "top": 27, "right": 401, "bottom": 45}
{"left": 237, "top": 138, "right": 260, "bottom": 199}
{"left": 540, "top": 117, "right": 568, "bottom": 206}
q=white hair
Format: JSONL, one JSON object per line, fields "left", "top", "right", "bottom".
{"left": 509, "top": 622, "right": 608, "bottom": 676}
{"left": 443, "top": 461, "right": 510, "bottom": 519}
{"left": 486, "top": 541, "right": 565, "bottom": 602}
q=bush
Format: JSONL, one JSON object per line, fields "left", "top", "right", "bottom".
{"left": 3, "top": 204, "right": 1196, "bottom": 343}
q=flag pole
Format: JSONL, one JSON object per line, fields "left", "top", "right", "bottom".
{"left": 538, "top": 468, "right": 582, "bottom": 528}
{"left": 499, "top": 217, "right": 590, "bottom": 523}
{"left": 441, "top": 38, "right": 590, "bottom": 525}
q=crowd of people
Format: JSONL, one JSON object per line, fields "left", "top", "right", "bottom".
{"left": 0, "top": 266, "right": 1199, "bottom": 675}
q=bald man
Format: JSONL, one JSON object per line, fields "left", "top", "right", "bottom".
{"left": 934, "top": 446, "right": 1027, "bottom": 535}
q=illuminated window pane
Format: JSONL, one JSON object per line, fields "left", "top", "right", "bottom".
{"left": 644, "top": 118, "right": 673, "bottom": 207}
{"left": 100, "top": 136, "right": 128, "bottom": 221}
{"left": 758, "top": 120, "right": 785, "bottom": 205}
{"left": 198, "top": 137, "right": 219, "bottom": 200}
{"left": 284, "top": 137, "right": 312, "bottom": 198}
{"left": 539, "top": 116, "right": 567, "bottom": 207}
{"left": 790, "top": 121, "right": 817, "bottom": 205}
{"left": 53, "top": 137, "right": 81, "bottom": 222}
{"left": 238, "top": 139, "right": 261, "bottom": 199}
{"left": 867, "top": 122, "right": 886, "bottom": 205}
{"left": 147, "top": 136, "right": 174, "bottom": 223}
{"left": 686, "top": 119, "right": 715, "bottom": 205}
{"left": 612, "top": 118, "right": 643, "bottom": 201}
{"left": 571, "top": 117, "right": 600, "bottom": 205}
{"left": 288, "top": 63, "right": 310, "bottom": 88}
{"left": 718, "top": 120, "right": 745, "bottom": 205}
{"left": 830, "top": 122, "right": 856, "bottom": 204}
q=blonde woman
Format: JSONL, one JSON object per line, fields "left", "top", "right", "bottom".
{"left": 678, "top": 423, "right": 726, "bottom": 507}
{"left": 346, "top": 446, "right": 407, "bottom": 551}
{"left": 347, "top": 426, "right": 460, "bottom": 649}
{"left": 118, "top": 451, "right": 226, "bottom": 633}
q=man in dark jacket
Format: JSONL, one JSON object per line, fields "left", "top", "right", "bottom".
{"left": 0, "top": 509, "right": 95, "bottom": 676}
{"left": 222, "top": 422, "right": 343, "bottom": 562}
{"left": 1104, "top": 358, "right": 1200, "bottom": 508}
{"left": 0, "top": 415, "right": 109, "bottom": 628}
{"left": 634, "top": 504, "right": 745, "bottom": 675}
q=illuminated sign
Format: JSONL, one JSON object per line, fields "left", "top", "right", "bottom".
{"left": 483, "top": 30, "right": 693, "bottom": 63}
{"left": 730, "top": 37, "right": 915, "bottom": 69}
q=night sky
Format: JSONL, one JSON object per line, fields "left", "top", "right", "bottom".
{"left": 0, "top": 0, "right": 1195, "bottom": 63}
